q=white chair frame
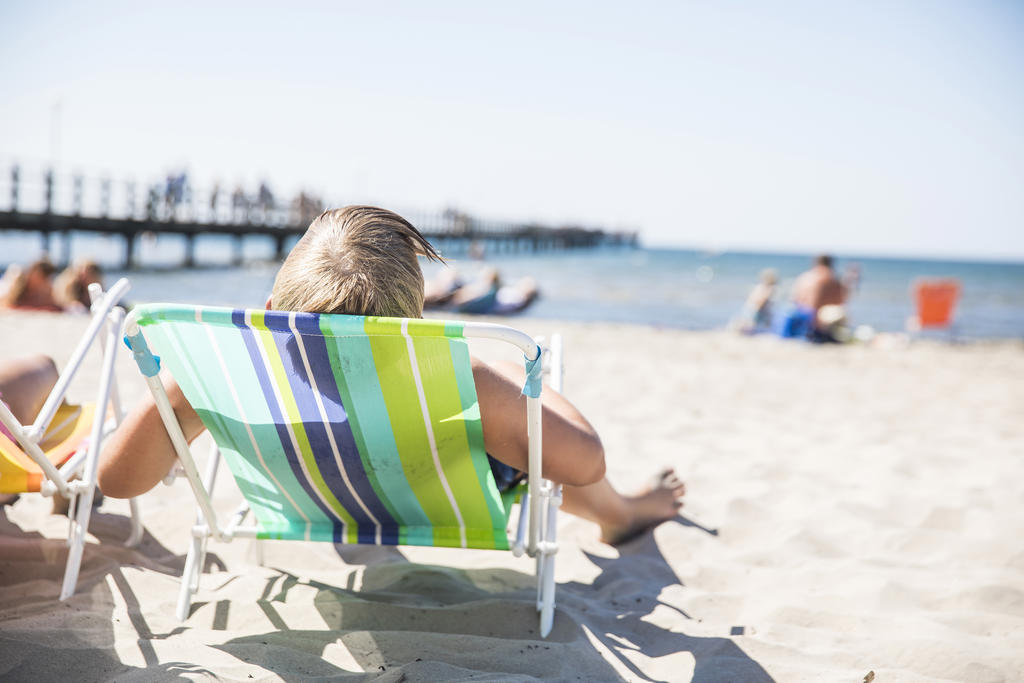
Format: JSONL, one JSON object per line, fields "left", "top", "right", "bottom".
{"left": 124, "top": 310, "right": 563, "bottom": 637}
{"left": 0, "top": 278, "right": 143, "bottom": 600}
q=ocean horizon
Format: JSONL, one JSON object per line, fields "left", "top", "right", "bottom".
{"left": 1, "top": 231, "right": 1022, "bottom": 340}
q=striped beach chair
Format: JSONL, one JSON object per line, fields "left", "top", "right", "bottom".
{"left": 0, "top": 278, "right": 143, "bottom": 600}
{"left": 124, "top": 304, "right": 563, "bottom": 636}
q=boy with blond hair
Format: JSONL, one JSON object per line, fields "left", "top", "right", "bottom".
{"left": 100, "top": 206, "right": 684, "bottom": 544}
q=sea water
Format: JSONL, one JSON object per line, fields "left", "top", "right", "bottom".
{"left": 1, "top": 231, "right": 1022, "bottom": 339}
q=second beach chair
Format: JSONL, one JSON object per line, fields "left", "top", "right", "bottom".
{"left": 124, "top": 304, "right": 563, "bottom": 637}
{"left": 0, "top": 278, "right": 143, "bottom": 600}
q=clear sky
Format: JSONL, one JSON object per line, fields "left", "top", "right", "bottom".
{"left": 1, "top": 1, "right": 1022, "bottom": 260}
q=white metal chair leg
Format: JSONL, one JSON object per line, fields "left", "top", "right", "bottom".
{"left": 176, "top": 533, "right": 203, "bottom": 621}
{"left": 60, "top": 498, "right": 87, "bottom": 601}
{"left": 59, "top": 306, "right": 123, "bottom": 601}
{"left": 539, "top": 564, "right": 555, "bottom": 637}
{"left": 175, "top": 442, "right": 223, "bottom": 620}
{"left": 535, "top": 554, "right": 543, "bottom": 607}
{"left": 536, "top": 334, "right": 563, "bottom": 638}
{"left": 538, "top": 484, "right": 561, "bottom": 637}
{"left": 64, "top": 491, "right": 79, "bottom": 547}
{"left": 125, "top": 497, "right": 144, "bottom": 547}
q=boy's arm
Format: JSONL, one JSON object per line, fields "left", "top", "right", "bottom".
{"left": 98, "top": 371, "right": 205, "bottom": 498}
{"left": 472, "top": 357, "right": 605, "bottom": 487}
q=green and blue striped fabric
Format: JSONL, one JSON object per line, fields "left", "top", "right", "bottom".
{"left": 134, "top": 304, "right": 512, "bottom": 550}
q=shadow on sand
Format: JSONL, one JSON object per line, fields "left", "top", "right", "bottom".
{"left": 0, "top": 503, "right": 220, "bottom": 681}
{"left": 212, "top": 515, "right": 772, "bottom": 682}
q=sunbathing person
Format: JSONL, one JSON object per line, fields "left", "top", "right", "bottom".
{"left": 451, "top": 266, "right": 501, "bottom": 314}
{"left": 427, "top": 267, "right": 539, "bottom": 316}
{"left": 0, "top": 259, "right": 64, "bottom": 312}
{"left": 99, "top": 206, "right": 685, "bottom": 545}
{"left": 0, "top": 355, "right": 61, "bottom": 506}
{"left": 423, "top": 267, "right": 464, "bottom": 309}
{"left": 492, "top": 276, "right": 539, "bottom": 315}
{"left": 54, "top": 260, "right": 104, "bottom": 312}
{"left": 731, "top": 268, "right": 777, "bottom": 334}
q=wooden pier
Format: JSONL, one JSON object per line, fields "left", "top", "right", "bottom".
{"left": 0, "top": 166, "right": 638, "bottom": 269}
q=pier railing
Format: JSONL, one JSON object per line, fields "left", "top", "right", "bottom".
{"left": 0, "top": 165, "right": 638, "bottom": 268}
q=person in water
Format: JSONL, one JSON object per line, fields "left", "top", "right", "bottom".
{"left": 99, "top": 206, "right": 685, "bottom": 545}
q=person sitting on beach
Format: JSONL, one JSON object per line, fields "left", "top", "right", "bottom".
{"left": 0, "top": 259, "right": 63, "bottom": 312}
{"left": 0, "top": 355, "right": 66, "bottom": 507}
{"left": 427, "top": 267, "right": 540, "bottom": 316}
{"left": 491, "top": 276, "right": 539, "bottom": 315}
{"left": 450, "top": 266, "right": 503, "bottom": 314}
{"left": 423, "top": 267, "right": 464, "bottom": 309}
{"left": 98, "top": 206, "right": 685, "bottom": 545}
{"left": 53, "top": 260, "right": 104, "bottom": 312}
{"left": 779, "top": 254, "right": 850, "bottom": 343}
{"left": 731, "top": 268, "right": 777, "bottom": 334}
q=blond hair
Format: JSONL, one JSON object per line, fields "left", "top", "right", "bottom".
{"left": 271, "top": 206, "right": 442, "bottom": 318}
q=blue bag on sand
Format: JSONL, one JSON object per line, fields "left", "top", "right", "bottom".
{"left": 776, "top": 306, "right": 814, "bottom": 339}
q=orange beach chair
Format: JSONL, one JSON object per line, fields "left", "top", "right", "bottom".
{"left": 908, "top": 278, "right": 961, "bottom": 336}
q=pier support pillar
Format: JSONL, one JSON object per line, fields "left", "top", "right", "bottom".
{"left": 233, "top": 235, "right": 244, "bottom": 266}
{"left": 124, "top": 232, "right": 137, "bottom": 270}
{"left": 183, "top": 234, "right": 195, "bottom": 268}
{"left": 274, "top": 234, "right": 287, "bottom": 261}
{"left": 61, "top": 231, "right": 72, "bottom": 268}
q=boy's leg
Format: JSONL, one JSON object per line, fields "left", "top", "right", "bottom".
{"left": 561, "top": 469, "right": 685, "bottom": 545}
{"left": 0, "top": 355, "right": 59, "bottom": 423}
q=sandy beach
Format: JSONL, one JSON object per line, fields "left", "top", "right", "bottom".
{"left": 1, "top": 309, "right": 1022, "bottom": 682}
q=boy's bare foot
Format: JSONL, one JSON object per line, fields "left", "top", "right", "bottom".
{"left": 600, "top": 468, "right": 686, "bottom": 545}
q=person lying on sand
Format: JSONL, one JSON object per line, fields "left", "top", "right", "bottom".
{"left": 426, "top": 267, "right": 540, "bottom": 316}
{"left": 53, "top": 260, "right": 104, "bottom": 312}
{"left": 99, "top": 206, "right": 685, "bottom": 545}
{"left": 0, "top": 354, "right": 89, "bottom": 512}
{"left": 0, "top": 259, "right": 64, "bottom": 312}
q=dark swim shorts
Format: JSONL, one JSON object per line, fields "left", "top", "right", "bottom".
{"left": 487, "top": 454, "right": 526, "bottom": 494}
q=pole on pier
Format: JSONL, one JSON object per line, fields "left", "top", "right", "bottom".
{"left": 126, "top": 182, "right": 136, "bottom": 219}
{"left": 100, "top": 178, "right": 111, "bottom": 217}
{"left": 73, "top": 175, "right": 83, "bottom": 215}
{"left": 44, "top": 170, "right": 54, "bottom": 215}
{"left": 10, "top": 165, "right": 19, "bottom": 212}
{"left": 147, "top": 187, "right": 158, "bottom": 221}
